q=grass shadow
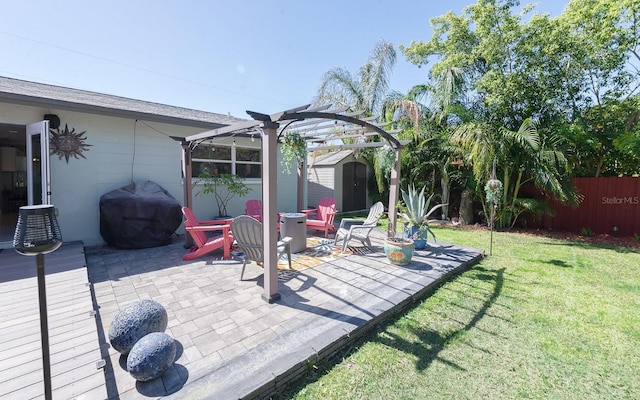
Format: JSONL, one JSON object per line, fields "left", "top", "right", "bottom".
{"left": 280, "top": 266, "right": 504, "bottom": 396}
{"left": 374, "top": 267, "right": 505, "bottom": 372}
{"left": 544, "top": 259, "right": 574, "bottom": 268}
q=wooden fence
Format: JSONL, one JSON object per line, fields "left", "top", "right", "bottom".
{"left": 539, "top": 177, "right": 639, "bottom": 236}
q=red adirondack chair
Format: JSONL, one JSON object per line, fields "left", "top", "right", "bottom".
{"left": 244, "top": 199, "right": 262, "bottom": 221}
{"left": 181, "top": 207, "right": 233, "bottom": 261}
{"left": 302, "top": 197, "right": 337, "bottom": 238}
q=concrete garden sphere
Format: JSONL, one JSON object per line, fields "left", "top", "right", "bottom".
{"left": 108, "top": 299, "right": 168, "bottom": 354}
{"left": 126, "top": 332, "right": 176, "bottom": 382}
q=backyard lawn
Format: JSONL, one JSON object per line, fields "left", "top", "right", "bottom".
{"left": 283, "top": 226, "right": 640, "bottom": 399}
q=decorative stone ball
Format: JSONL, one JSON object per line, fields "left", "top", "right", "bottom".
{"left": 108, "top": 299, "right": 168, "bottom": 354}
{"left": 126, "top": 332, "right": 176, "bottom": 382}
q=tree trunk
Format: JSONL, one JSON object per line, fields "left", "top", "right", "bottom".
{"left": 440, "top": 173, "right": 450, "bottom": 220}
{"left": 459, "top": 189, "right": 474, "bottom": 225}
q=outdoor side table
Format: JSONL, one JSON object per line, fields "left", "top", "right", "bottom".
{"left": 279, "top": 212, "right": 307, "bottom": 253}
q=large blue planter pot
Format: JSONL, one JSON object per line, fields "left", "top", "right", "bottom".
{"left": 404, "top": 225, "right": 427, "bottom": 250}
{"left": 384, "top": 238, "right": 415, "bottom": 265}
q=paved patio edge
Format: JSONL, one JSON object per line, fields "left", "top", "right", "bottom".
{"left": 164, "top": 248, "right": 484, "bottom": 400}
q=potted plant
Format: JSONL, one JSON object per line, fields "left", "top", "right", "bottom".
{"left": 280, "top": 131, "right": 306, "bottom": 173}
{"left": 384, "top": 233, "right": 415, "bottom": 265}
{"left": 399, "top": 184, "right": 447, "bottom": 250}
{"left": 196, "top": 172, "right": 251, "bottom": 218}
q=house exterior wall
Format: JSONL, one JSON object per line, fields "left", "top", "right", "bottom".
{"left": 0, "top": 101, "right": 297, "bottom": 246}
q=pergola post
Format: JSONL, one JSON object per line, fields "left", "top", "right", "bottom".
{"left": 387, "top": 147, "right": 402, "bottom": 237}
{"left": 181, "top": 141, "right": 194, "bottom": 248}
{"left": 261, "top": 122, "right": 281, "bottom": 303}
{"left": 296, "top": 164, "right": 304, "bottom": 211}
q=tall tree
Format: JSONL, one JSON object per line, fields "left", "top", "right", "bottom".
{"left": 316, "top": 40, "right": 396, "bottom": 116}
{"left": 400, "top": 0, "right": 640, "bottom": 227}
{"left": 315, "top": 40, "right": 398, "bottom": 201}
{"left": 453, "top": 118, "right": 577, "bottom": 228}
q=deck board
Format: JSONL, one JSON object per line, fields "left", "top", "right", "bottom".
{"left": 0, "top": 242, "right": 107, "bottom": 400}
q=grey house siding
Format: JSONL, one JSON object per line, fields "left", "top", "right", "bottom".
{"left": 0, "top": 76, "right": 298, "bottom": 246}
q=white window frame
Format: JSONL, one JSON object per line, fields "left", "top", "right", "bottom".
{"left": 192, "top": 143, "right": 261, "bottom": 181}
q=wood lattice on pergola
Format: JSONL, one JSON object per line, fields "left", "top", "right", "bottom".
{"left": 180, "top": 104, "right": 408, "bottom": 302}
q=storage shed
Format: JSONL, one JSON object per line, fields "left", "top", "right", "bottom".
{"left": 306, "top": 150, "right": 371, "bottom": 212}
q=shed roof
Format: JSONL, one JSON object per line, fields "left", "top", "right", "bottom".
{"left": 0, "top": 76, "right": 243, "bottom": 131}
{"left": 307, "top": 150, "right": 355, "bottom": 166}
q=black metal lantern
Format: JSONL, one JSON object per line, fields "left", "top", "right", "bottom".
{"left": 14, "top": 205, "right": 63, "bottom": 254}
{"left": 13, "top": 205, "right": 63, "bottom": 400}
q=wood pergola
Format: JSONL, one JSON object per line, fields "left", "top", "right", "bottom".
{"left": 180, "top": 104, "right": 408, "bottom": 303}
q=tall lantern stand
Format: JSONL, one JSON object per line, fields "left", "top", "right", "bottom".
{"left": 485, "top": 163, "right": 502, "bottom": 256}
{"left": 13, "top": 205, "right": 63, "bottom": 400}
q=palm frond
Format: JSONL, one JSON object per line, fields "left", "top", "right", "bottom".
{"left": 361, "top": 40, "right": 397, "bottom": 113}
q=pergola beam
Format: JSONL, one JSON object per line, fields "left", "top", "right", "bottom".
{"left": 278, "top": 111, "right": 403, "bottom": 149}
{"left": 277, "top": 109, "right": 360, "bottom": 134}
{"left": 286, "top": 115, "right": 383, "bottom": 135}
{"left": 308, "top": 139, "right": 410, "bottom": 151}
{"left": 186, "top": 119, "right": 262, "bottom": 142}
{"left": 295, "top": 123, "right": 392, "bottom": 138}
{"left": 305, "top": 128, "right": 402, "bottom": 143}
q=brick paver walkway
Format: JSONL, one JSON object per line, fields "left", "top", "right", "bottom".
{"left": 86, "top": 229, "right": 482, "bottom": 399}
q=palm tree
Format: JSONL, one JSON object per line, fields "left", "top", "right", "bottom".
{"left": 452, "top": 118, "right": 578, "bottom": 228}
{"left": 382, "top": 66, "right": 468, "bottom": 220}
{"left": 315, "top": 40, "right": 398, "bottom": 200}
{"left": 316, "top": 40, "right": 396, "bottom": 116}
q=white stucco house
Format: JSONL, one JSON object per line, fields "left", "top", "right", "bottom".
{"left": 0, "top": 76, "right": 298, "bottom": 247}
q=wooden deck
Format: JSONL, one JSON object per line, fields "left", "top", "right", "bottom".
{"left": 0, "top": 242, "right": 107, "bottom": 400}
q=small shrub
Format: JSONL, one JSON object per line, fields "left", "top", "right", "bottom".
{"left": 580, "top": 227, "right": 593, "bottom": 237}
{"left": 634, "top": 233, "right": 640, "bottom": 242}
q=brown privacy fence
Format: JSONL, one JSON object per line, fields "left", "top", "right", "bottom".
{"left": 539, "top": 177, "right": 639, "bottom": 237}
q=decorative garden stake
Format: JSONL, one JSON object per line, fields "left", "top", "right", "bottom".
{"left": 485, "top": 162, "right": 502, "bottom": 256}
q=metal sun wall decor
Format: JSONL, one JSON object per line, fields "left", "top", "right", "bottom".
{"left": 49, "top": 123, "right": 92, "bottom": 163}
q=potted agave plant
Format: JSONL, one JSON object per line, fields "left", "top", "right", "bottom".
{"left": 399, "top": 184, "right": 447, "bottom": 250}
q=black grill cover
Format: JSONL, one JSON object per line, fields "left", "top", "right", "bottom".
{"left": 99, "top": 181, "right": 182, "bottom": 249}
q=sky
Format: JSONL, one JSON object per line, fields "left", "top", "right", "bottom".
{"left": 1, "top": 0, "right": 569, "bottom": 120}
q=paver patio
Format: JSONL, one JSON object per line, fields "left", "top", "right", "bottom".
{"left": 0, "top": 228, "right": 482, "bottom": 399}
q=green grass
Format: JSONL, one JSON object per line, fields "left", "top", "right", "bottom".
{"left": 281, "top": 226, "right": 640, "bottom": 399}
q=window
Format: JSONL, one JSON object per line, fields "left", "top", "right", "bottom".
{"left": 192, "top": 144, "right": 261, "bottom": 179}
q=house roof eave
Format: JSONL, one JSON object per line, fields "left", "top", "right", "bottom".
{"left": 0, "top": 76, "right": 244, "bottom": 131}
